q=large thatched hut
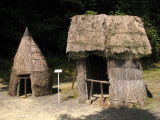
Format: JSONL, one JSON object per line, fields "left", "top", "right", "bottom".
{"left": 9, "top": 27, "right": 52, "bottom": 97}
{"left": 66, "top": 14, "right": 152, "bottom": 107}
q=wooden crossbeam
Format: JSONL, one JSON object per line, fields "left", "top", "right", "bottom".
{"left": 86, "top": 79, "right": 109, "bottom": 84}
{"left": 18, "top": 77, "right": 30, "bottom": 79}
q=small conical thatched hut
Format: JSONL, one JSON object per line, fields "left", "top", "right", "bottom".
{"left": 66, "top": 14, "right": 152, "bottom": 107}
{"left": 9, "top": 27, "right": 52, "bottom": 97}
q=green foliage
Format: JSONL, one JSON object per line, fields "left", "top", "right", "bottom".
{"left": 84, "top": 10, "right": 98, "bottom": 15}
{"left": 143, "top": 98, "right": 154, "bottom": 111}
{"left": 110, "top": 10, "right": 126, "bottom": 15}
{"left": 0, "top": 57, "right": 12, "bottom": 83}
{"left": 46, "top": 55, "right": 76, "bottom": 79}
{"left": 0, "top": 70, "right": 10, "bottom": 83}
{"left": 144, "top": 17, "right": 160, "bottom": 62}
{"left": 143, "top": 61, "right": 160, "bottom": 111}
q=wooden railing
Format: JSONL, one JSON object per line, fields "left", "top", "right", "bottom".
{"left": 86, "top": 79, "right": 110, "bottom": 106}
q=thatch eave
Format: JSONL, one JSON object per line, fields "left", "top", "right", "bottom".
{"left": 66, "top": 14, "right": 152, "bottom": 59}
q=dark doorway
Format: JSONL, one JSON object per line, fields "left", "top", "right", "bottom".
{"left": 18, "top": 74, "right": 32, "bottom": 96}
{"left": 86, "top": 55, "right": 109, "bottom": 94}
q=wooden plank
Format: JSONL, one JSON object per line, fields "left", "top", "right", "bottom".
{"left": 86, "top": 79, "right": 109, "bottom": 84}
{"left": 93, "top": 94, "right": 109, "bottom": 98}
{"left": 18, "top": 77, "right": 30, "bottom": 79}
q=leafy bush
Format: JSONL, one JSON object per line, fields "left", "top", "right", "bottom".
{"left": 0, "top": 57, "right": 12, "bottom": 83}
{"left": 84, "top": 10, "right": 98, "bottom": 15}
{"left": 46, "top": 55, "right": 76, "bottom": 80}
{"left": 110, "top": 10, "right": 126, "bottom": 15}
{"left": 144, "top": 16, "right": 160, "bottom": 62}
{"left": 0, "top": 70, "right": 10, "bottom": 83}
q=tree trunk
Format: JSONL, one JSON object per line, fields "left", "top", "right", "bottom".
{"left": 108, "top": 59, "right": 148, "bottom": 107}
{"left": 76, "top": 59, "right": 87, "bottom": 103}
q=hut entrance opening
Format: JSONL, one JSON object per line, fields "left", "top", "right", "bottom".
{"left": 86, "top": 55, "right": 109, "bottom": 105}
{"left": 17, "top": 74, "right": 32, "bottom": 97}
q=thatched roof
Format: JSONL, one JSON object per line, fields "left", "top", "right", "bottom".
{"left": 9, "top": 27, "right": 52, "bottom": 96}
{"left": 12, "top": 27, "right": 49, "bottom": 75}
{"left": 66, "top": 14, "right": 152, "bottom": 59}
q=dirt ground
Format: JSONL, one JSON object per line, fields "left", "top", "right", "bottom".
{"left": 0, "top": 79, "right": 160, "bottom": 120}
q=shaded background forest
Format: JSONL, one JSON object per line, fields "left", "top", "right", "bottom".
{"left": 0, "top": 0, "right": 160, "bottom": 82}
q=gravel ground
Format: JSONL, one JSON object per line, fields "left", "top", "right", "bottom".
{"left": 0, "top": 82, "right": 160, "bottom": 120}
{"left": 0, "top": 91, "right": 103, "bottom": 120}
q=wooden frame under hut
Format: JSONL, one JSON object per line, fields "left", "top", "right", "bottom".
{"left": 66, "top": 15, "right": 152, "bottom": 107}
{"left": 9, "top": 27, "right": 52, "bottom": 97}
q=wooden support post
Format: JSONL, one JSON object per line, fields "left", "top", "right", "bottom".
{"left": 24, "top": 78, "right": 27, "bottom": 97}
{"left": 71, "top": 69, "right": 77, "bottom": 89}
{"left": 90, "top": 81, "right": 93, "bottom": 104}
{"left": 77, "top": 59, "right": 87, "bottom": 103}
{"left": 100, "top": 83, "right": 104, "bottom": 106}
{"left": 17, "top": 78, "right": 20, "bottom": 96}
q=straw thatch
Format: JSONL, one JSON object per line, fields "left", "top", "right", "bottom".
{"left": 9, "top": 27, "right": 52, "bottom": 96}
{"left": 108, "top": 59, "right": 147, "bottom": 107}
{"left": 66, "top": 14, "right": 152, "bottom": 59}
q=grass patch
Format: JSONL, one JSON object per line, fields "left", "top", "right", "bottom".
{"left": 46, "top": 55, "right": 76, "bottom": 83}
{"left": 47, "top": 56, "right": 78, "bottom": 101}
{"left": 53, "top": 82, "right": 78, "bottom": 101}
{"left": 143, "top": 61, "right": 160, "bottom": 111}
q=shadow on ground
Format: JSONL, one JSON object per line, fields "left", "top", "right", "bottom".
{"left": 51, "top": 87, "right": 61, "bottom": 94}
{"left": 59, "top": 107, "right": 159, "bottom": 120}
{"left": 146, "top": 86, "right": 153, "bottom": 98}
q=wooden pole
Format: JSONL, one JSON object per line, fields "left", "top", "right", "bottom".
{"left": 89, "top": 81, "right": 93, "bottom": 104}
{"left": 71, "top": 69, "right": 76, "bottom": 89}
{"left": 17, "top": 78, "right": 20, "bottom": 96}
{"left": 100, "top": 83, "right": 104, "bottom": 106}
{"left": 58, "top": 73, "right": 60, "bottom": 103}
{"left": 24, "top": 78, "right": 27, "bottom": 97}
